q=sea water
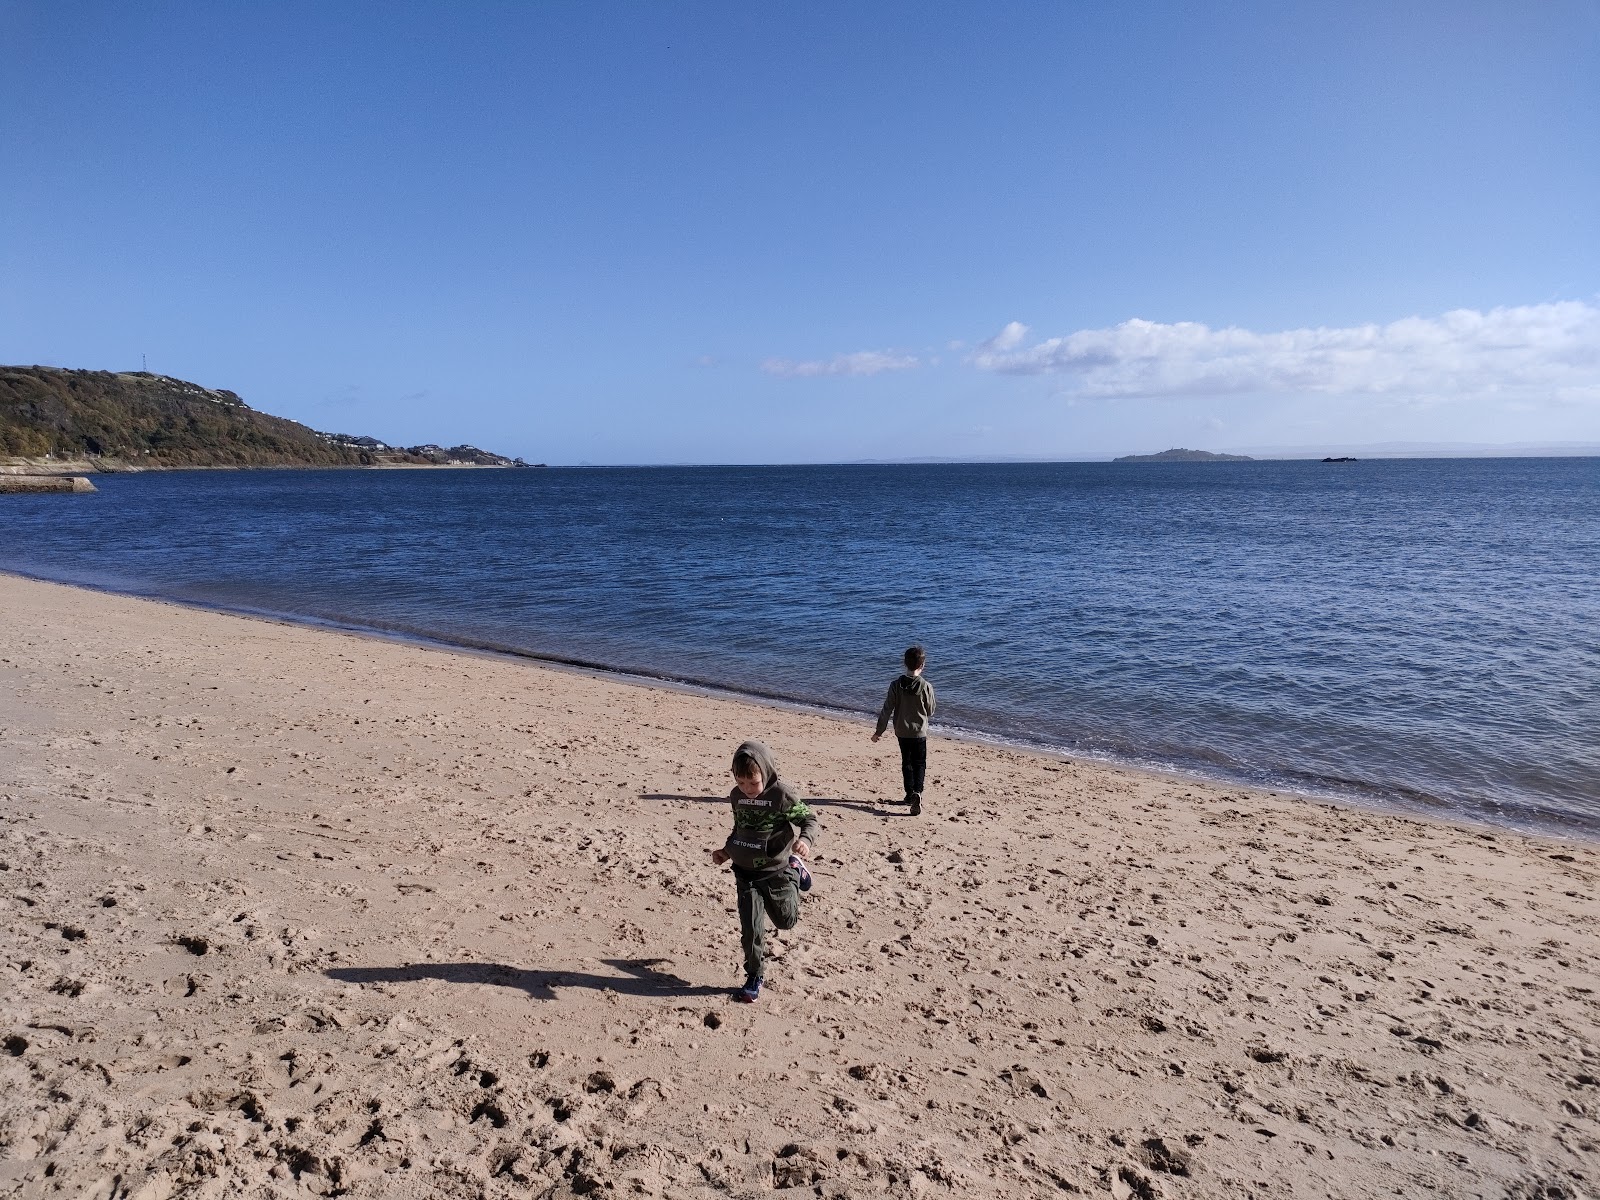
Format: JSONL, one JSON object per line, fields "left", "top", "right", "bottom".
{"left": 2, "top": 459, "right": 1595, "bottom": 832}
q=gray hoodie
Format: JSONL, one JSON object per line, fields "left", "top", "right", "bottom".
{"left": 874, "top": 673, "right": 936, "bottom": 739}
{"left": 723, "top": 740, "right": 820, "bottom": 876}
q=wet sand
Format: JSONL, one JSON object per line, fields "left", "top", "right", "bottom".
{"left": 1, "top": 572, "right": 1596, "bottom": 1199}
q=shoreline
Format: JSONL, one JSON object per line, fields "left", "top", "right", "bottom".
{"left": 0, "top": 458, "right": 525, "bottom": 475}
{"left": 2, "top": 571, "right": 1597, "bottom": 1197}
{"left": 1, "top": 565, "right": 1589, "bottom": 843}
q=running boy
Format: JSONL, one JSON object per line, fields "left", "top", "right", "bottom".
{"left": 871, "top": 645, "right": 936, "bottom": 815}
{"left": 708, "top": 740, "right": 818, "bottom": 1002}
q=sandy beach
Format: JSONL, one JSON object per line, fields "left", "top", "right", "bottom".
{"left": 1, "top": 572, "right": 1596, "bottom": 1199}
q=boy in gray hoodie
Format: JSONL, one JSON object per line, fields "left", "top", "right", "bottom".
{"left": 871, "top": 645, "right": 936, "bottom": 815}
{"left": 708, "top": 740, "right": 819, "bottom": 1002}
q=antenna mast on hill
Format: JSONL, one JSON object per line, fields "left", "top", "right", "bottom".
{"left": 142, "top": 353, "right": 147, "bottom": 372}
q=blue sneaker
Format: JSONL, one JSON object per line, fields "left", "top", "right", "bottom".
{"left": 789, "top": 855, "right": 813, "bottom": 892}
{"left": 735, "top": 977, "right": 762, "bottom": 1003}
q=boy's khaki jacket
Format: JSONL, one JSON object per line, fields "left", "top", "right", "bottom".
{"left": 874, "top": 673, "right": 936, "bottom": 739}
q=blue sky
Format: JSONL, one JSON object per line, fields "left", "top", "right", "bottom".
{"left": 4, "top": 2, "right": 1598, "bottom": 462}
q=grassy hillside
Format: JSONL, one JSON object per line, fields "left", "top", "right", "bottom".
{"left": 0, "top": 366, "right": 526, "bottom": 469}
{"left": 0, "top": 367, "right": 375, "bottom": 467}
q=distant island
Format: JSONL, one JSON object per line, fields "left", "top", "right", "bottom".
{"left": 0, "top": 365, "right": 530, "bottom": 472}
{"left": 1113, "top": 447, "right": 1254, "bottom": 463}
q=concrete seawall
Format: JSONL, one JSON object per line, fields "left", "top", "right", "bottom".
{"left": 0, "top": 475, "right": 97, "bottom": 494}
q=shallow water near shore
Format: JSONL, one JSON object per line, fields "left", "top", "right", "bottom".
{"left": 3, "top": 458, "right": 1596, "bottom": 831}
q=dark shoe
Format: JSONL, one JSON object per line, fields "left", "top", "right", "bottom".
{"left": 789, "top": 855, "right": 812, "bottom": 892}
{"left": 909, "top": 795, "right": 922, "bottom": 816}
{"left": 735, "top": 977, "right": 762, "bottom": 1003}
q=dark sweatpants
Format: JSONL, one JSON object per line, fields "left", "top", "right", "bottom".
{"left": 733, "top": 865, "right": 800, "bottom": 983}
{"left": 898, "top": 735, "right": 928, "bottom": 798}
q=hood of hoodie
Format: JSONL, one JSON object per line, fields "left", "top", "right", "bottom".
{"left": 733, "top": 740, "right": 780, "bottom": 790}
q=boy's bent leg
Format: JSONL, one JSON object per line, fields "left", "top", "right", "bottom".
{"left": 760, "top": 873, "right": 801, "bottom": 932}
{"left": 735, "top": 870, "right": 767, "bottom": 982}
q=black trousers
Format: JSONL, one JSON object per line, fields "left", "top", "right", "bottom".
{"left": 898, "top": 735, "right": 927, "bottom": 798}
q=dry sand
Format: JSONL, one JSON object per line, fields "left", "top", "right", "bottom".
{"left": 1, "top": 572, "right": 1596, "bottom": 1200}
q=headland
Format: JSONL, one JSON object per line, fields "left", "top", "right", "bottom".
{"left": 0, "top": 365, "right": 525, "bottom": 472}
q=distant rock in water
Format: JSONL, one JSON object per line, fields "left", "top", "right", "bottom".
{"left": 1113, "top": 447, "right": 1254, "bottom": 462}
{"left": 0, "top": 365, "right": 529, "bottom": 471}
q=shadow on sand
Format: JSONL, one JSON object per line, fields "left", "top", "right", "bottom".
{"left": 325, "top": 957, "right": 727, "bottom": 1000}
{"left": 640, "top": 792, "right": 887, "bottom": 816}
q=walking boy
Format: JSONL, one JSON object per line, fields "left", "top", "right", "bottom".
{"left": 872, "top": 645, "right": 936, "bottom": 815}
{"left": 708, "top": 740, "right": 818, "bottom": 1002}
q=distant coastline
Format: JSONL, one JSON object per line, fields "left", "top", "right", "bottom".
{"left": 834, "top": 443, "right": 1600, "bottom": 466}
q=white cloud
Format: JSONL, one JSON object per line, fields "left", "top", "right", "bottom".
{"left": 970, "top": 302, "right": 1600, "bottom": 402}
{"left": 985, "top": 321, "right": 1029, "bottom": 352}
{"left": 762, "top": 350, "right": 920, "bottom": 378}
